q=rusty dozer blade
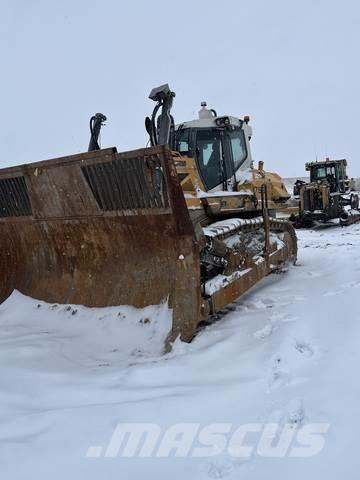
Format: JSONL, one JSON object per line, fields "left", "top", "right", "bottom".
{"left": 0, "top": 145, "right": 201, "bottom": 345}
{"left": 0, "top": 144, "right": 297, "bottom": 348}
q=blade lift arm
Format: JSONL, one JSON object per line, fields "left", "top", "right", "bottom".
{"left": 145, "top": 84, "right": 176, "bottom": 148}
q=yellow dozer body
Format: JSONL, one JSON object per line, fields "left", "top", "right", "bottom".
{"left": 237, "top": 162, "right": 291, "bottom": 211}
{"left": 0, "top": 85, "right": 297, "bottom": 347}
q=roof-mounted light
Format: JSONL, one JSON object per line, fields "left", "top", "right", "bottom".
{"left": 215, "top": 116, "right": 231, "bottom": 127}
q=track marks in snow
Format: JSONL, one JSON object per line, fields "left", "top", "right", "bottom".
{"left": 254, "top": 324, "right": 274, "bottom": 340}
{"left": 269, "top": 311, "right": 298, "bottom": 324}
{"left": 323, "top": 280, "right": 360, "bottom": 298}
{"left": 268, "top": 337, "right": 318, "bottom": 389}
{"left": 269, "top": 356, "right": 292, "bottom": 389}
{"left": 294, "top": 340, "right": 314, "bottom": 358}
{"left": 323, "top": 290, "right": 341, "bottom": 297}
{"left": 305, "top": 270, "right": 322, "bottom": 278}
{"left": 207, "top": 455, "right": 235, "bottom": 479}
{"left": 266, "top": 398, "right": 306, "bottom": 430}
{"left": 237, "top": 297, "right": 275, "bottom": 312}
{"left": 206, "top": 454, "right": 250, "bottom": 479}
{"left": 238, "top": 295, "right": 305, "bottom": 315}
{"left": 253, "top": 315, "right": 298, "bottom": 341}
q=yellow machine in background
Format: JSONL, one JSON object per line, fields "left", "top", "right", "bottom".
{"left": 291, "top": 158, "right": 360, "bottom": 227}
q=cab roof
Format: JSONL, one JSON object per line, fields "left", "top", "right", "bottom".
{"left": 305, "top": 158, "right": 347, "bottom": 170}
{"left": 175, "top": 116, "right": 243, "bottom": 130}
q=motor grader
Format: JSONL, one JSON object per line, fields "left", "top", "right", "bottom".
{"left": 0, "top": 84, "right": 297, "bottom": 348}
{"left": 291, "top": 158, "right": 360, "bottom": 228}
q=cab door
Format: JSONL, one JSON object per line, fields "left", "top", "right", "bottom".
{"left": 225, "top": 127, "right": 248, "bottom": 176}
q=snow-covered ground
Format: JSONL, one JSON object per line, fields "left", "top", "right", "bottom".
{"left": 1, "top": 225, "right": 360, "bottom": 479}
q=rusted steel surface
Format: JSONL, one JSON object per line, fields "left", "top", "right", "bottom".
{"left": 208, "top": 230, "right": 294, "bottom": 313}
{"left": 0, "top": 145, "right": 201, "bottom": 344}
{"left": 209, "top": 261, "right": 266, "bottom": 313}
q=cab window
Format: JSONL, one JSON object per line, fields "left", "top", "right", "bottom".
{"left": 174, "top": 128, "right": 191, "bottom": 155}
{"left": 229, "top": 128, "right": 247, "bottom": 170}
{"left": 312, "top": 165, "right": 336, "bottom": 181}
{"left": 196, "top": 129, "right": 223, "bottom": 190}
{"left": 315, "top": 167, "right": 326, "bottom": 179}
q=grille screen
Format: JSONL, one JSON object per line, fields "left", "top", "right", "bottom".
{"left": 0, "top": 176, "right": 32, "bottom": 217}
{"left": 82, "top": 156, "right": 169, "bottom": 211}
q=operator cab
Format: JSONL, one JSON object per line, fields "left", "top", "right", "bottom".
{"left": 306, "top": 159, "right": 348, "bottom": 194}
{"left": 174, "top": 102, "right": 253, "bottom": 192}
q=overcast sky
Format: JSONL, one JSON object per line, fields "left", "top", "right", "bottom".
{"left": 2, "top": 0, "right": 360, "bottom": 176}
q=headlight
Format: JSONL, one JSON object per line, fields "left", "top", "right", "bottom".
{"left": 215, "top": 116, "right": 230, "bottom": 127}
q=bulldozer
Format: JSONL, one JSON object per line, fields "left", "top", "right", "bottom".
{"left": 0, "top": 84, "right": 297, "bottom": 348}
{"left": 291, "top": 158, "right": 360, "bottom": 228}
